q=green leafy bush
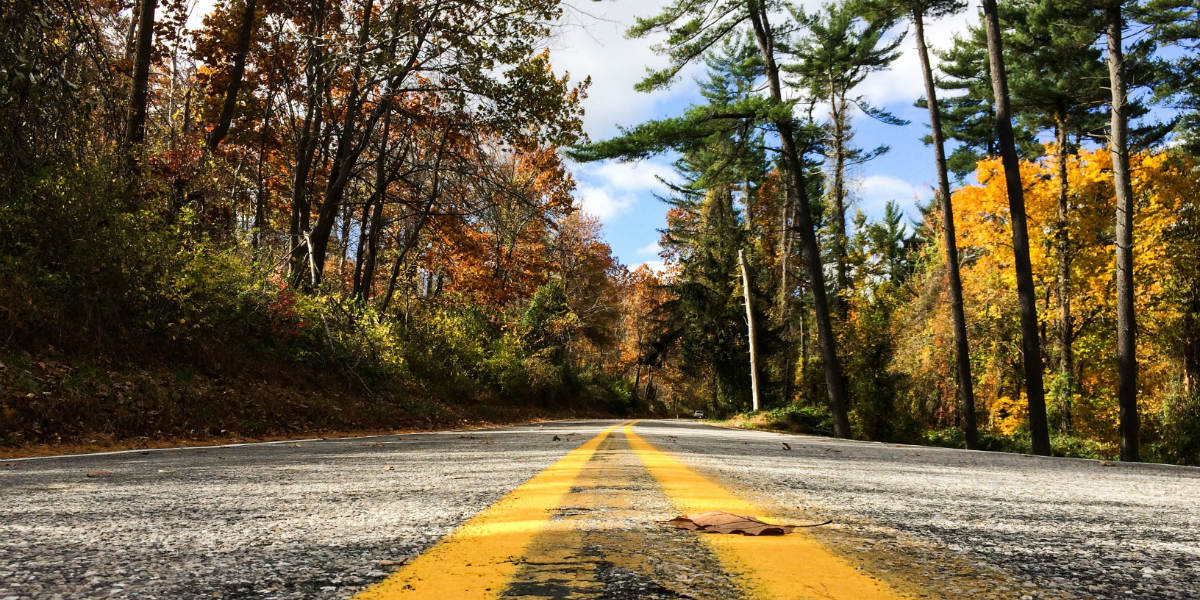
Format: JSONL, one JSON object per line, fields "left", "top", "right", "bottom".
{"left": 1151, "top": 393, "right": 1200, "bottom": 465}
{"left": 765, "top": 405, "right": 834, "bottom": 436}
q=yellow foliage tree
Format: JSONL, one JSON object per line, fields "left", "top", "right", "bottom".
{"left": 904, "top": 146, "right": 1200, "bottom": 447}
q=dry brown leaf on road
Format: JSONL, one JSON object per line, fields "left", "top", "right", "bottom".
{"left": 665, "top": 511, "right": 829, "bottom": 535}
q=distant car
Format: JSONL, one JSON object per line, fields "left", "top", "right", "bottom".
{"left": 692, "top": 410, "right": 705, "bottom": 419}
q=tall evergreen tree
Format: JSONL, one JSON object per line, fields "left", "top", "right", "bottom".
{"left": 787, "top": 2, "right": 907, "bottom": 305}
{"left": 577, "top": 1, "right": 855, "bottom": 435}
{"left": 1103, "top": 0, "right": 1140, "bottom": 461}
{"left": 573, "top": 39, "right": 775, "bottom": 413}
{"left": 926, "top": 25, "right": 1040, "bottom": 180}
{"left": 1140, "top": 0, "right": 1200, "bottom": 152}
{"left": 1004, "top": 0, "right": 1109, "bottom": 433}
{"left": 982, "top": 0, "right": 1052, "bottom": 456}
{"left": 634, "top": 0, "right": 851, "bottom": 436}
{"left": 865, "top": 0, "right": 980, "bottom": 448}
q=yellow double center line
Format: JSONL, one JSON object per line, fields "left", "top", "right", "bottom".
{"left": 353, "top": 422, "right": 626, "bottom": 600}
{"left": 624, "top": 424, "right": 909, "bottom": 600}
{"left": 354, "top": 421, "right": 910, "bottom": 599}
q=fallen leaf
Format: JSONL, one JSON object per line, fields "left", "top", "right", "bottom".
{"left": 664, "top": 511, "right": 830, "bottom": 535}
{"left": 781, "top": 442, "right": 791, "bottom": 451}
{"left": 86, "top": 470, "right": 114, "bottom": 478}
{"left": 1099, "top": 460, "right": 1116, "bottom": 467}
{"left": 552, "top": 435, "right": 562, "bottom": 441}
{"left": 377, "top": 558, "right": 409, "bottom": 567}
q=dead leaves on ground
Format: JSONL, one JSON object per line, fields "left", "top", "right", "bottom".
{"left": 665, "top": 511, "right": 830, "bottom": 536}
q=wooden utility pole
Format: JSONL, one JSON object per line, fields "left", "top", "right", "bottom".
{"left": 739, "top": 249, "right": 761, "bottom": 411}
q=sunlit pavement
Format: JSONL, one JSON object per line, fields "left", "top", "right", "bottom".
{"left": 3, "top": 420, "right": 1198, "bottom": 599}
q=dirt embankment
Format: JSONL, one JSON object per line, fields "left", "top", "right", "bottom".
{"left": 0, "top": 352, "right": 614, "bottom": 458}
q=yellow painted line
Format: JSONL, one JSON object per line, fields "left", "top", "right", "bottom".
{"left": 353, "top": 422, "right": 629, "bottom": 600}
{"left": 624, "top": 424, "right": 911, "bottom": 600}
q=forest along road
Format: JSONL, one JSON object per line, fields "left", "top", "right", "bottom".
{"left": 2, "top": 421, "right": 1198, "bottom": 600}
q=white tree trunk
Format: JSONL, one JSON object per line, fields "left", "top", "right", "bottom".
{"left": 739, "top": 249, "right": 761, "bottom": 411}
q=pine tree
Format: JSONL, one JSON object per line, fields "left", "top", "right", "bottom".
{"left": 573, "top": 26, "right": 853, "bottom": 430}
{"left": 869, "top": 0, "right": 982, "bottom": 448}
{"left": 1140, "top": 0, "right": 1200, "bottom": 152}
{"left": 926, "top": 24, "right": 1040, "bottom": 180}
{"left": 1103, "top": 0, "right": 1140, "bottom": 461}
{"left": 983, "top": 0, "right": 1052, "bottom": 456}
{"left": 787, "top": 1, "right": 907, "bottom": 306}
{"left": 620, "top": 0, "right": 852, "bottom": 435}
{"left": 1004, "top": 0, "right": 1109, "bottom": 434}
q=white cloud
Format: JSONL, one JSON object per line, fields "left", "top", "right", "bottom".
{"left": 572, "top": 158, "right": 675, "bottom": 224}
{"left": 855, "top": 175, "right": 924, "bottom": 217}
{"left": 857, "top": 12, "right": 975, "bottom": 108}
{"left": 588, "top": 160, "right": 675, "bottom": 192}
{"left": 638, "top": 242, "right": 661, "bottom": 255}
{"left": 635, "top": 260, "right": 668, "bottom": 274}
{"left": 549, "top": 1, "right": 699, "bottom": 139}
{"left": 577, "top": 185, "right": 635, "bottom": 222}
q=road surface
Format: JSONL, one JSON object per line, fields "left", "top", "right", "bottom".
{"left": 1, "top": 420, "right": 1198, "bottom": 599}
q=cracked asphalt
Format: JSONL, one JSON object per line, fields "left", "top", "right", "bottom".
{"left": 2, "top": 419, "right": 1198, "bottom": 599}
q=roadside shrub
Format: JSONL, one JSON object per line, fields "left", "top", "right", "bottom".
{"left": 1151, "top": 393, "right": 1200, "bottom": 465}
{"left": 1049, "top": 433, "right": 1114, "bottom": 460}
{"left": 766, "top": 405, "right": 834, "bottom": 436}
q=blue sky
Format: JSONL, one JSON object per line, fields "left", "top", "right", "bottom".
{"left": 548, "top": 2, "right": 978, "bottom": 271}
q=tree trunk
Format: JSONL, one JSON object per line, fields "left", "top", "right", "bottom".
{"left": 1105, "top": 2, "right": 1140, "bottom": 461}
{"left": 982, "top": 0, "right": 1051, "bottom": 455}
{"left": 915, "top": 11, "right": 978, "bottom": 450}
{"left": 1183, "top": 281, "right": 1200, "bottom": 399}
{"left": 207, "top": 0, "right": 258, "bottom": 152}
{"left": 122, "top": 0, "right": 156, "bottom": 171}
{"left": 253, "top": 125, "right": 267, "bottom": 248}
{"left": 739, "top": 249, "right": 761, "bottom": 411}
{"left": 831, "top": 95, "right": 849, "bottom": 305}
{"left": 297, "top": 0, "right": 375, "bottom": 288}
{"left": 356, "top": 109, "right": 393, "bottom": 300}
{"left": 289, "top": 1, "right": 326, "bottom": 279}
{"left": 1054, "top": 118, "right": 1074, "bottom": 434}
{"left": 123, "top": 1, "right": 139, "bottom": 62}
{"left": 778, "top": 189, "right": 796, "bottom": 403}
{"left": 747, "top": 1, "right": 850, "bottom": 437}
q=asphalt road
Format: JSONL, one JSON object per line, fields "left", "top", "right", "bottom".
{"left": 1, "top": 420, "right": 1198, "bottom": 599}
